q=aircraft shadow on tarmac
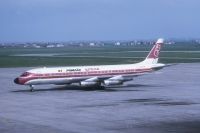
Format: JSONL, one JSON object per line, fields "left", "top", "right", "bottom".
{"left": 11, "top": 84, "right": 159, "bottom": 93}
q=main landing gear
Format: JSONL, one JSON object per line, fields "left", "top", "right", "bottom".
{"left": 29, "top": 85, "right": 34, "bottom": 92}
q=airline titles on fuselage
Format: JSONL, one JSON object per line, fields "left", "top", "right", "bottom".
{"left": 63, "top": 67, "right": 100, "bottom": 72}
{"left": 85, "top": 68, "right": 99, "bottom": 71}
{"left": 66, "top": 68, "right": 81, "bottom": 72}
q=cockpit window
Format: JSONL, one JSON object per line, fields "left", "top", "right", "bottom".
{"left": 20, "top": 72, "right": 31, "bottom": 77}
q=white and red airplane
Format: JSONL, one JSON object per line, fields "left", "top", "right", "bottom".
{"left": 14, "top": 38, "right": 165, "bottom": 91}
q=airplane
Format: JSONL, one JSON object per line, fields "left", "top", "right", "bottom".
{"left": 14, "top": 38, "right": 165, "bottom": 91}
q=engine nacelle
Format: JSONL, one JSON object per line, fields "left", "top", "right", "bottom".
{"left": 104, "top": 80, "right": 123, "bottom": 86}
{"left": 80, "top": 81, "right": 100, "bottom": 87}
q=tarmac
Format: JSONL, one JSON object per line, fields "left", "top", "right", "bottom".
{"left": 0, "top": 63, "right": 200, "bottom": 133}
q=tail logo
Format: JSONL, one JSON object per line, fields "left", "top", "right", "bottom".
{"left": 145, "top": 38, "right": 163, "bottom": 59}
{"left": 153, "top": 44, "right": 161, "bottom": 58}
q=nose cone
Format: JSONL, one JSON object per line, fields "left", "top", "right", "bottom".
{"left": 14, "top": 78, "right": 19, "bottom": 84}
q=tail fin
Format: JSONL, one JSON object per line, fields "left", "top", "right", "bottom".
{"left": 142, "top": 38, "right": 164, "bottom": 64}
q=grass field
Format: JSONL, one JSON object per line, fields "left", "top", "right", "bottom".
{"left": 0, "top": 44, "right": 200, "bottom": 67}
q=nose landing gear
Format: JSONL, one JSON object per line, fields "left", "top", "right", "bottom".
{"left": 29, "top": 85, "right": 34, "bottom": 92}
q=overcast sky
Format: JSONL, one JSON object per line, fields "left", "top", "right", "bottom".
{"left": 0, "top": 0, "right": 200, "bottom": 42}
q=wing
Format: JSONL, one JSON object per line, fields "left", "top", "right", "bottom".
{"left": 58, "top": 67, "right": 154, "bottom": 86}
{"left": 61, "top": 72, "right": 148, "bottom": 86}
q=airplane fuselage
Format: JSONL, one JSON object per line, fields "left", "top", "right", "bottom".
{"left": 14, "top": 63, "right": 165, "bottom": 86}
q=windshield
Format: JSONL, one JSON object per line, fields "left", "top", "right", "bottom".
{"left": 20, "top": 72, "right": 31, "bottom": 77}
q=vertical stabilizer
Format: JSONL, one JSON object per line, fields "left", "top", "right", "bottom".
{"left": 142, "top": 38, "right": 164, "bottom": 64}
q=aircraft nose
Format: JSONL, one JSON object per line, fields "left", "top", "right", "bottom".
{"left": 14, "top": 78, "right": 19, "bottom": 84}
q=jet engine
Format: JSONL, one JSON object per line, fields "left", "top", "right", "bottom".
{"left": 80, "top": 81, "right": 100, "bottom": 87}
{"left": 104, "top": 80, "right": 123, "bottom": 86}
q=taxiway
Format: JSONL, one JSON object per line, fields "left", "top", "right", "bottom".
{"left": 0, "top": 63, "right": 200, "bottom": 133}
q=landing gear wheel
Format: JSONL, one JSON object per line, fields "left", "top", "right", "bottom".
{"left": 29, "top": 85, "right": 34, "bottom": 92}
